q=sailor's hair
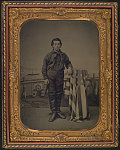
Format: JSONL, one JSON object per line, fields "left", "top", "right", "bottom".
{"left": 51, "top": 38, "right": 62, "bottom": 46}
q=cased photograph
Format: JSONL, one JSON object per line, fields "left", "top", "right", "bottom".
{"left": 2, "top": 1, "right": 118, "bottom": 148}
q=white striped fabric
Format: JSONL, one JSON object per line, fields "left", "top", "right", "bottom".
{"left": 64, "top": 69, "right": 88, "bottom": 122}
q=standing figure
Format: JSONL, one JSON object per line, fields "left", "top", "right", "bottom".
{"left": 42, "top": 38, "right": 73, "bottom": 122}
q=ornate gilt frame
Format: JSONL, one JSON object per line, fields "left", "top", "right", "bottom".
{"left": 2, "top": 1, "right": 118, "bottom": 148}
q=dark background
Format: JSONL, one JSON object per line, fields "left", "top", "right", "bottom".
{"left": 0, "top": 0, "right": 120, "bottom": 150}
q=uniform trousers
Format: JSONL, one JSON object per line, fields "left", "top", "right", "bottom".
{"left": 47, "top": 70, "right": 64, "bottom": 113}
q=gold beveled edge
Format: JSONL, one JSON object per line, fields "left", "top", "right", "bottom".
{"left": 114, "top": 3, "right": 119, "bottom": 147}
{"left": 2, "top": 2, "right": 7, "bottom": 148}
{"left": 2, "top": 142, "right": 119, "bottom": 149}
{"left": 2, "top": 1, "right": 118, "bottom": 6}
{"left": 2, "top": 1, "right": 118, "bottom": 148}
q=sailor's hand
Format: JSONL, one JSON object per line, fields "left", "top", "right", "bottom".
{"left": 67, "top": 67, "right": 73, "bottom": 75}
{"left": 44, "top": 79, "right": 49, "bottom": 85}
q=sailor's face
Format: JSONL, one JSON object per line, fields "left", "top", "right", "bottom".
{"left": 52, "top": 41, "right": 61, "bottom": 51}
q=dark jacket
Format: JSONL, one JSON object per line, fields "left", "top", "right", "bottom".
{"left": 42, "top": 50, "right": 72, "bottom": 79}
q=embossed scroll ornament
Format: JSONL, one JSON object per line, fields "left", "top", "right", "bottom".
{"left": 2, "top": 1, "right": 118, "bottom": 149}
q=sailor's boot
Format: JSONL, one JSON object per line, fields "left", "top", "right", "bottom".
{"left": 48, "top": 99, "right": 56, "bottom": 122}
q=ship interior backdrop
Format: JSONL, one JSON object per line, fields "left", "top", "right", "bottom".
{"left": 20, "top": 20, "right": 99, "bottom": 130}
